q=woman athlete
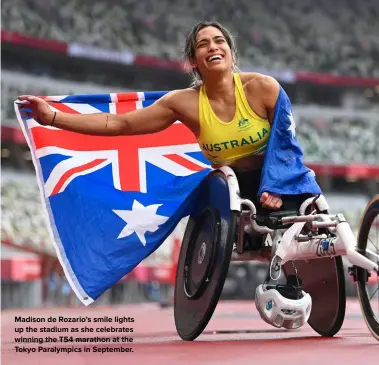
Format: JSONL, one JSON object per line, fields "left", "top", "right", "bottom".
{"left": 18, "top": 21, "right": 293, "bottom": 212}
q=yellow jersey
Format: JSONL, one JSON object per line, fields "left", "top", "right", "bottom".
{"left": 197, "top": 73, "right": 271, "bottom": 165}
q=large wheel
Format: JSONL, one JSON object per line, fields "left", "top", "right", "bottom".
{"left": 174, "top": 170, "right": 238, "bottom": 341}
{"left": 283, "top": 256, "right": 346, "bottom": 336}
{"left": 356, "top": 195, "right": 379, "bottom": 341}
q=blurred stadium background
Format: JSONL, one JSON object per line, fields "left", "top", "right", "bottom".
{"left": 1, "top": 0, "right": 378, "bottom": 309}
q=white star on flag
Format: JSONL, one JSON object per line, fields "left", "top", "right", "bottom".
{"left": 113, "top": 200, "right": 169, "bottom": 245}
{"left": 287, "top": 112, "right": 296, "bottom": 138}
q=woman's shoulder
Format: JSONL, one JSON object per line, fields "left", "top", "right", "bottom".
{"left": 161, "top": 87, "right": 199, "bottom": 105}
{"left": 163, "top": 88, "right": 200, "bottom": 121}
{"left": 166, "top": 87, "right": 199, "bottom": 99}
{"left": 239, "top": 72, "right": 281, "bottom": 116}
{"left": 240, "top": 72, "right": 280, "bottom": 100}
{"left": 239, "top": 72, "right": 279, "bottom": 89}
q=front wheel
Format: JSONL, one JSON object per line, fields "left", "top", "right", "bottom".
{"left": 356, "top": 195, "right": 379, "bottom": 341}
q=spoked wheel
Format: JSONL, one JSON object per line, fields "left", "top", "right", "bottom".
{"left": 356, "top": 195, "right": 379, "bottom": 340}
{"left": 174, "top": 170, "right": 238, "bottom": 341}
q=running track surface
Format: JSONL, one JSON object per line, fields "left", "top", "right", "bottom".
{"left": 2, "top": 298, "right": 378, "bottom": 365}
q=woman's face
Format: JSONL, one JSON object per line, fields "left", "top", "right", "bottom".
{"left": 192, "top": 26, "right": 233, "bottom": 77}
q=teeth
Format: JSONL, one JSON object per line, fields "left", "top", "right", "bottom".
{"left": 208, "top": 55, "right": 222, "bottom": 62}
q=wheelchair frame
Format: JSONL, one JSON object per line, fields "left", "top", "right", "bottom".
{"left": 218, "top": 166, "right": 379, "bottom": 276}
{"left": 174, "top": 166, "right": 378, "bottom": 341}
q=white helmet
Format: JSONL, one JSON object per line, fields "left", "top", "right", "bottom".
{"left": 255, "top": 284, "right": 312, "bottom": 330}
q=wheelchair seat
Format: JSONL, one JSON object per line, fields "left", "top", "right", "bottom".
{"left": 255, "top": 210, "right": 300, "bottom": 230}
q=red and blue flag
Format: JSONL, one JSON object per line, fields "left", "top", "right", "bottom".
{"left": 15, "top": 92, "right": 211, "bottom": 305}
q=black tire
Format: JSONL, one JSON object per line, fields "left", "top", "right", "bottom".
{"left": 283, "top": 256, "right": 346, "bottom": 336}
{"left": 174, "top": 170, "right": 238, "bottom": 341}
{"left": 356, "top": 195, "right": 379, "bottom": 341}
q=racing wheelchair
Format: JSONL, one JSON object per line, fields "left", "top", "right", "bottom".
{"left": 174, "top": 167, "right": 379, "bottom": 341}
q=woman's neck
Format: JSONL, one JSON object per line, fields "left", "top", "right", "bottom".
{"left": 202, "top": 72, "right": 235, "bottom": 101}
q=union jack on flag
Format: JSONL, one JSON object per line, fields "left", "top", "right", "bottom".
{"left": 15, "top": 92, "right": 211, "bottom": 305}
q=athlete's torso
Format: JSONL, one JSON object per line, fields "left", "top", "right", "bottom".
{"left": 197, "top": 73, "right": 271, "bottom": 166}
{"left": 169, "top": 72, "right": 272, "bottom": 171}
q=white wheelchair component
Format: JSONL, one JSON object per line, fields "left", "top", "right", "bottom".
{"left": 272, "top": 213, "right": 378, "bottom": 273}
{"left": 219, "top": 166, "right": 379, "bottom": 331}
{"left": 174, "top": 166, "right": 379, "bottom": 341}
{"left": 255, "top": 284, "right": 312, "bottom": 330}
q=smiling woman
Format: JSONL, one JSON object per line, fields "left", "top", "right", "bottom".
{"left": 183, "top": 21, "right": 239, "bottom": 86}
{"left": 18, "top": 20, "right": 297, "bottom": 211}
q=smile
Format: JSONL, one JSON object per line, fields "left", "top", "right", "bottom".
{"left": 207, "top": 55, "right": 223, "bottom": 62}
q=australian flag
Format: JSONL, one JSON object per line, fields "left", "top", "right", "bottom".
{"left": 15, "top": 91, "right": 211, "bottom": 305}
{"left": 14, "top": 86, "right": 321, "bottom": 305}
{"left": 259, "top": 87, "right": 322, "bottom": 197}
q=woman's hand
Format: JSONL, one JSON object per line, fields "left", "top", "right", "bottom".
{"left": 260, "top": 192, "right": 282, "bottom": 210}
{"left": 17, "top": 95, "right": 55, "bottom": 126}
